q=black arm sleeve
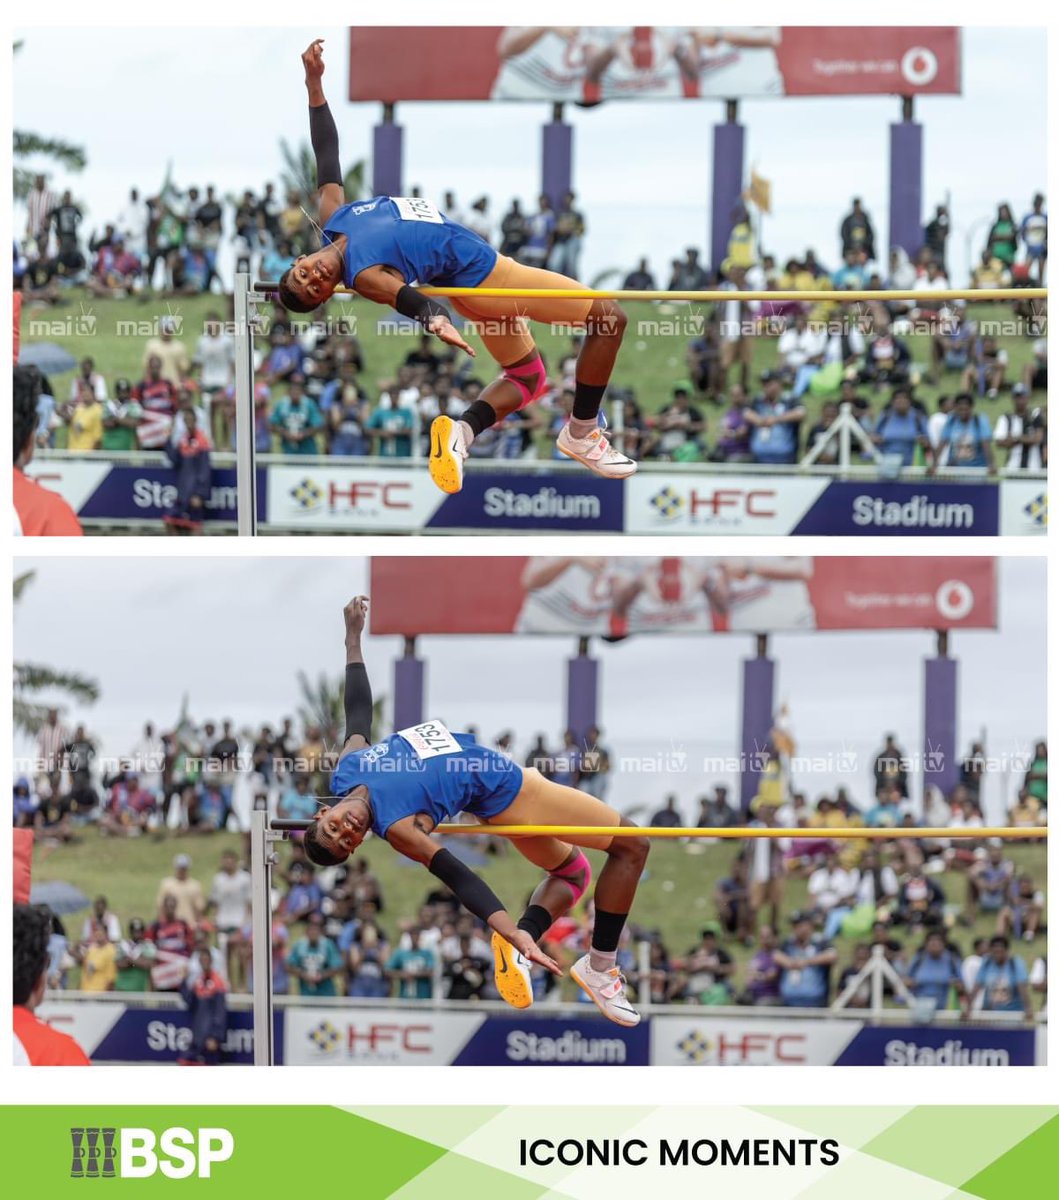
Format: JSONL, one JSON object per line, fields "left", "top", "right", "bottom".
{"left": 309, "top": 102, "right": 343, "bottom": 188}
{"left": 394, "top": 285, "right": 450, "bottom": 328}
{"left": 427, "top": 849, "right": 504, "bottom": 924}
{"left": 343, "top": 662, "right": 373, "bottom": 743}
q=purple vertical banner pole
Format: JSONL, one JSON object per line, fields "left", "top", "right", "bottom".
{"left": 740, "top": 655, "right": 775, "bottom": 813}
{"left": 372, "top": 102, "right": 403, "bottom": 197}
{"left": 392, "top": 640, "right": 424, "bottom": 731}
{"left": 566, "top": 645, "right": 599, "bottom": 747}
{"left": 541, "top": 105, "right": 573, "bottom": 213}
{"left": 889, "top": 111, "right": 923, "bottom": 258}
{"left": 923, "top": 655, "right": 959, "bottom": 803}
{"left": 710, "top": 111, "right": 745, "bottom": 273}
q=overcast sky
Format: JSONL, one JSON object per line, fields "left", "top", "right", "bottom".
{"left": 13, "top": 26, "right": 1045, "bottom": 285}
{"left": 13, "top": 556, "right": 1045, "bottom": 820}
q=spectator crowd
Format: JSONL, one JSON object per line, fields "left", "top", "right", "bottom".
{"left": 18, "top": 184, "right": 1046, "bottom": 479}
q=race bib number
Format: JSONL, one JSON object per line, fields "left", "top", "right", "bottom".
{"left": 398, "top": 720, "right": 462, "bottom": 759}
{"left": 393, "top": 196, "right": 444, "bottom": 224}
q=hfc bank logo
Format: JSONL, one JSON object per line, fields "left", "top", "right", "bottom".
{"left": 69, "top": 1126, "right": 234, "bottom": 1179}
{"left": 70, "top": 1127, "right": 117, "bottom": 1178}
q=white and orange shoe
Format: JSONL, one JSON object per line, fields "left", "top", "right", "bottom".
{"left": 556, "top": 425, "right": 637, "bottom": 479}
{"left": 429, "top": 415, "right": 469, "bottom": 494}
{"left": 570, "top": 954, "right": 641, "bottom": 1026}
{"left": 491, "top": 931, "right": 534, "bottom": 1010}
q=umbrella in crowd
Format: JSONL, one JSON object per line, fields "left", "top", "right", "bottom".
{"left": 29, "top": 880, "right": 91, "bottom": 915}
{"left": 18, "top": 341, "right": 78, "bottom": 375}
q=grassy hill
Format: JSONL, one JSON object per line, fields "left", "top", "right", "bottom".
{"left": 33, "top": 825, "right": 1046, "bottom": 1009}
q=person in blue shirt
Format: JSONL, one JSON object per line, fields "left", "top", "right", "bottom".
{"left": 931, "top": 392, "right": 995, "bottom": 472}
{"left": 276, "top": 39, "right": 634, "bottom": 494}
{"left": 872, "top": 387, "right": 930, "bottom": 466}
{"left": 965, "top": 936, "right": 1031, "bottom": 1016}
{"left": 744, "top": 372, "right": 805, "bottom": 465}
{"left": 286, "top": 914, "right": 343, "bottom": 997}
{"left": 386, "top": 928, "right": 436, "bottom": 1000}
{"left": 299, "top": 595, "right": 648, "bottom": 1028}
{"left": 904, "top": 930, "right": 965, "bottom": 1010}
{"left": 366, "top": 397, "right": 414, "bottom": 457}
{"left": 270, "top": 376, "right": 324, "bottom": 454}
{"left": 774, "top": 914, "right": 837, "bottom": 1007}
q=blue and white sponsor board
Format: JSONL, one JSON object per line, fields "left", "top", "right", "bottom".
{"left": 24, "top": 459, "right": 261, "bottom": 525}
{"left": 625, "top": 473, "right": 828, "bottom": 535}
{"left": 35, "top": 1000, "right": 1040, "bottom": 1065}
{"left": 832, "top": 1024, "right": 1037, "bottom": 1067}
{"left": 427, "top": 473, "right": 623, "bottom": 532}
{"left": 267, "top": 463, "right": 438, "bottom": 531}
{"left": 25, "top": 455, "right": 1045, "bottom": 536}
{"left": 451, "top": 1014, "right": 650, "bottom": 1065}
{"left": 998, "top": 478, "right": 1048, "bottom": 536}
{"left": 791, "top": 481, "right": 998, "bottom": 535}
{"left": 36, "top": 1000, "right": 262, "bottom": 1064}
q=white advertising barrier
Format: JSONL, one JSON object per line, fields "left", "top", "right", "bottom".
{"left": 284, "top": 1006, "right": 484, "bottom": 1066}
{"left": 626, "top": 473, "right": 829, "bottom": 535}
{"left": 651, "top": 1015, "right": 859, "bottom": 1066}
{"left": 999, "top": 478, "right": 1048, "bottom": 536}
{"left": 23, "top": 459, "right": 113, "bottom": 512}
{"left": 267, "top": 463, "right": 441, "bottom": 531}
{"left": 36, "top": 999, "right": 126, "bottom": 1053}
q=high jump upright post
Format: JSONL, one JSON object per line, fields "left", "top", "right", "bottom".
{"left": 250, "top": 809, "right": 317, "bottom": 1065}
{"left": 233, "top": 271, "right": 266, "bottom": 537}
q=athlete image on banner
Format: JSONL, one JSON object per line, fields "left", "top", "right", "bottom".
{"left": 678, "top": 27, "right": 784, "bottom": 97}
{"left": 515, "top": 557, "right": 817, "bottom": 635}
{"left": 490, "top": 27, "right": 689, "bottom": 102}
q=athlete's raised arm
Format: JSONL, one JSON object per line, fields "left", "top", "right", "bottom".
{"left": 385, "top": 815, "right": 562, "bottom": 976}
{"left": 340, "top": 596, "right": 372, "bottom": 755}
{"left": 302, "top": 39, "right": 346, "bottom": 225}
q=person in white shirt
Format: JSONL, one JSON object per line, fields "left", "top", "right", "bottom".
{"left": 993, "top": 385, "right": 1044, "bottom": 471}
{"left": 117, "top": 188, "right": 148, "bottom": 258}
{"left": 194, "top": 314, "right": 236, "bottom": 449}
{"left": 465, "top": 197, "right": 493, "bottom": 244}
{"left": 68, "top": 357, "right": 108, "bottom": 404}
{"left": 208, "top": 848, "right": 252, "bottom": 985}
{"left": 80, "top": 896, "right": 123, "bottom": 944}
{"left": 927, "top": 394, "right": 955, "bottom": 467}
{"left": 810, "top": 852, "right": 859, "bottom": 940}
{"left": 777, "top": 312, "right": 828, "bottom": 396}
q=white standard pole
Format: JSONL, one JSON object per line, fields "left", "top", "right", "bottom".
{"left": 250, "top": 799, "right": 274, "bottom": 1065}
{"left": 233, "top": 272, "right": 259, "bottom": 536}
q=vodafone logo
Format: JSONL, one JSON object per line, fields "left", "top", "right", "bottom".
{"left": 901, "top": 46, "right": 938, "bottom": 86}
{"left": 936, "top": 579, "right": 973, "bottom": 621}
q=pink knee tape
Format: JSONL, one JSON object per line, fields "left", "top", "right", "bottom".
{"left": 502, "top": 353, "right": 548, "bottom": 410}
{"left": 550, "top": 849, "right": 592, "bottom": 905}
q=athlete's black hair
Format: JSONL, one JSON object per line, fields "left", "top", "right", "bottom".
{"left": 277, "top": 268, "right": 320, "bottom": 315}
{"left": 303, "top": 820, "right": 348, "bottom": 868}
{"left": 13, "top": 365, "right": 40, "bottom": 464}
{"left": 13, "top": 904, "right": 52, "bottom": 1006}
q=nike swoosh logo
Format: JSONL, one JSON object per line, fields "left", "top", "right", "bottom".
{"left": 497, "top": 948, "right": 509, "bottom": 974}
{"left": 431, "top": 428, "right": 444, "bottom": 459}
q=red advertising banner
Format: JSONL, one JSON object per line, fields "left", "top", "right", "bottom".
{"left": 370, "top": 557, "right": 996, "bottom": 636}
{"left": 13, "top": 828, "right": 33, "bottom": 904}
{"left": 348, "top": 27, "right": 961, "bottom": 103}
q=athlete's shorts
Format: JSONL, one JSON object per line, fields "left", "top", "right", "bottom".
{"left": 449, "top": 255, "right": 594, "bottom": 365}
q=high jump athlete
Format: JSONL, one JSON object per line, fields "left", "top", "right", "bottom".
{"left": 276, "top": 39, "right": 636, "bottom": 496}
{"left": 302, "top": 596, "right": 648, "bottom": 1027}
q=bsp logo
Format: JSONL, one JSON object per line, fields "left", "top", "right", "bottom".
{"left": 70, "top": 1126, "right": 234, "bottom": 1179}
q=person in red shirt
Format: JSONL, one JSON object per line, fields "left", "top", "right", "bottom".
{"left": 14, "top": 903, "right": 92, "bottom": 1065}
{"left": 13, "top": 366, "right": 83, "bottom": 535}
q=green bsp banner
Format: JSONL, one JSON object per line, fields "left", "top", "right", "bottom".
{"left": 3, "top": 1106, "right": 1056, "bottom": 1197}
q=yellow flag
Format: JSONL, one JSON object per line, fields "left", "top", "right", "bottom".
{"left": 746, "top": 168, "right": 772, "bottom": 215}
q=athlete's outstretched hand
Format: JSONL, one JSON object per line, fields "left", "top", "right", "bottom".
{"left": 507, "top": 929, "right": 563, "bottom": 977}
{"left": 344, "top": 595, "right": 369, "bottom": 638}
{"left": 427, "top": 315, "right": 476, "bottom": 358}
{"left": 302, "top": 39, "right": 326, "bottom": 83}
